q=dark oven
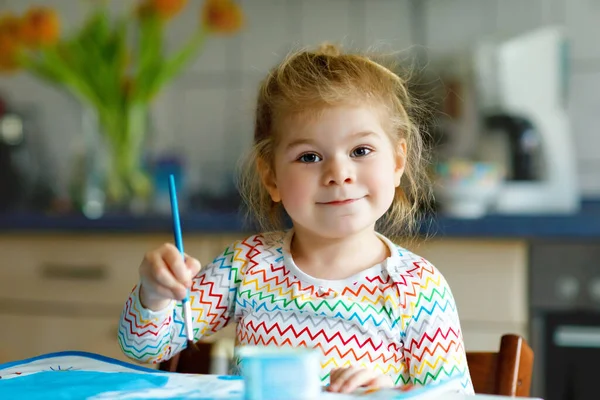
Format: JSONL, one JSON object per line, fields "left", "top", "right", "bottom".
{"left": 530, "top": 241, "right": 600, "bottom": 400}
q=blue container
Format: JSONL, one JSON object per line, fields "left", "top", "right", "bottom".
{"left": 237, "top": 346, "right": 321, "bottom": 400}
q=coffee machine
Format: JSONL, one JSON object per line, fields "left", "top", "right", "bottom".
{"left": 473, "top": 26, "right": 580, "bottom": 214}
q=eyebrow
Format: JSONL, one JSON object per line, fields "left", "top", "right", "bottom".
{"left": 285, "top": 131, "right": 379, "bottom": 150}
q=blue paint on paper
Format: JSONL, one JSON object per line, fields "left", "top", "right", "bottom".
{"left": 0, "top": 370, "right": 169, "bottom": 399}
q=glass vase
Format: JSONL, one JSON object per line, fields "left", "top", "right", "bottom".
{"left": 70, "top": 102, "right": 153, "bottom": 218}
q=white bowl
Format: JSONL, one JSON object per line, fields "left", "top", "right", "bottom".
{"left": 435, "top": 182, "right": 502, "bottom": 218}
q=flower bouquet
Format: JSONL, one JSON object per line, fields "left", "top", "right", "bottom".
{"left": 0, "top": 0, "right": 243, "bottom": 214}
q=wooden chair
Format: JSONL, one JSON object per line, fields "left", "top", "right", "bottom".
{"left": 466, "top": 334, "right": 534, "bottom": 397}
{"left": 158, "top": 338, "right": 234, "bottom": 375}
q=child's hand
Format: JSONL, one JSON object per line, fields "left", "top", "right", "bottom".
{"left": 327, "top": 367, "right": 394, "bottom": 393}
{"left": 138, "top": 243, "right": 201, "bottom": 311}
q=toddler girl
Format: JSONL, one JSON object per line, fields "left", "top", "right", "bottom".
{"left": 118, "top": 43, "right": 474, "bottom": 395}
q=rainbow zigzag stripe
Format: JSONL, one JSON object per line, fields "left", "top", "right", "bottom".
{"left": 118, "top": 231, "right": 474, "bottom": 393}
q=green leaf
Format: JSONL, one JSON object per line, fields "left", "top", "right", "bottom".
{"left": 75, "top": 5, "right": 111, "bottom": 48}
{"left": 132, "top": 14, "right": 165, "bottom": 101}
{"left": 18, "top": 51, "right": 61, "bottom": 83}
{"left": 142, "top": 27, "right": 208, "bottom": 102}
{"left": 58, "top": 5, "right": 132, "bottom": 112}
{"left": 109, "top": 18, "right": 130, "bottom": 108}
{"left": 29, "top": 44, "right": 114, "bottom": 118}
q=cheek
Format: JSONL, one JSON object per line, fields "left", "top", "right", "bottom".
{"left": 275, "top": 167, "right": 314, "bottom": 205}
{"left": 363, "top": 158, "right": 398, "bottom": 196}
{"left": 369, "top": 154, "right": 396, "bottom": 179}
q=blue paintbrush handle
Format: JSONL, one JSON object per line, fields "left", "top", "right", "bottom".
{"left": 168, "top": 174, "right": 189, "bottom": 302}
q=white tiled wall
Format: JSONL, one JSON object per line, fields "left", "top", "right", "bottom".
{"left": 240, "top": 0, "right": 292, "bottom": 73}
{"left": 564, "top": 0, "right": 600, "bottom": 195}
{"left": 365, "top": 0, "right": 412, "bottom": 52}
{"left": 424, "top": 0, "right": 496, "bottom": 58}
{"left": 1, "top": 0, "right": 599, "bottom": 197}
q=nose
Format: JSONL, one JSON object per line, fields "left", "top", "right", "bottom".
{"left": 322, "top": 156, "right": 355, "bottom": 186}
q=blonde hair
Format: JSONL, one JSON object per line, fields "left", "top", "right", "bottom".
{"left": 237, "top": 43, "right": 433, "bottom": 238}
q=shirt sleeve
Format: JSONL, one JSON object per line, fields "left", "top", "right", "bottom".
{"left": 401, "top": 259, "right": 475, "bottom": 394}
{"left": 117, "top": 240, "right": 245, "bottom": 364}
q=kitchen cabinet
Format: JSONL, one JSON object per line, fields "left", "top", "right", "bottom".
{"left": 413, "top": 238, "right": 529, "bottom": 351}
{"left": 0, "top": 233, "right": 528, "bottom": 364}
{"left": 0, "top": 233, "right": 241, "bottom": 365}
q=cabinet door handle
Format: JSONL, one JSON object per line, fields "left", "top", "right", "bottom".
{"left": 39, "top": 263, "right": 108, "bottom": 282}
{"left": 554, "top": 325, "right": 600, "bottom": 348}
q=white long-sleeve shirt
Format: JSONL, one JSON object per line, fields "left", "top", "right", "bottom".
{"left": 118, "top": 230, "right": 474, "bottom": 393}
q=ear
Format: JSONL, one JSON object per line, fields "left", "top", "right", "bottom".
{"left": 257, "top": 158, "right": 281, "bottom": 203}
{"left": 394, "top": 139, "right": 407, "bottom": 187}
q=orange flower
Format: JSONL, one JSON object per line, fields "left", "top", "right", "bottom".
{"left": 138, "top": 0, "right": 188, "bottom": 20}
{"left": 0, "top": 35, "right": 21, "bottom": 73}
{"left": 201, "top": 0, "right": 243, "bottom": 34}
{"left": 0, "top": 14, "right": 23, "bottom": 73}
{"left": 20, "top": 7, "right": 60, "bottom": 48}
{"left": 0, "top": 14, "right": 22, "bottom": 41}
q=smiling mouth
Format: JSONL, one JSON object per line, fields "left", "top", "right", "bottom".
{"left": 318, "top": 197, "right": 362, "bottom": 206}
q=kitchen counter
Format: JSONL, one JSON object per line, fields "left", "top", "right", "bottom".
{"left": 1, "top": 200, "right": 600, "bottom": 238}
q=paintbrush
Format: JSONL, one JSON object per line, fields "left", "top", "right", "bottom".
{"left": 168, "top": 174, "right": 195, "bottom": 344}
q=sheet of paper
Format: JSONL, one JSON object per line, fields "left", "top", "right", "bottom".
{"left": 0, "top": 351, "right": 474, "bottom": 400}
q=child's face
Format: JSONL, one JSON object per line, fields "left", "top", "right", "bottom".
{"left": 262, "top": 105, "right": 406, "bottom": 239}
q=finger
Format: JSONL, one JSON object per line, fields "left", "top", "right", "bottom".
{"left": 328, "top": 368, "right": 343, "bottom": 389}
{"left": 371, "top": 374, "right": 394, "bottom": 389}
{"left": 143, "top": 268, "right": 187, "bottom": 302}
{"left": 162, "top": 244, "right": 192, "bottom": 285}
{"left": 329, "top": 367, "right": 360, "bottom": 392}
{"left": 149, "top": 253, "right": 188, "bottom": 300}
{"left": 184, "top": 254, "right": 202, "bottom": 277}
{"left": 342, "top": 369, "right": 378, "bottom": 393}
{"left": 335, "top": 369, "right": 376, "bottom": 393}
{"left": 149, "top": 283, "right": 179, "bottom": 301}
{"left": 362, "top": 375, "right": 391, "bottom": 391}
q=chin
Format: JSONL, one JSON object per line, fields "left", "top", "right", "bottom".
{"left": 312, "top": 218, "right": 376, "bottom": 239}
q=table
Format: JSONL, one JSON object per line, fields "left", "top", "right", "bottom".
{"left": 0, "top": 351, "right": 542, "bottom": 399}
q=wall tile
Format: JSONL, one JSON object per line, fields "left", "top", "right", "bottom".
{"left": 566, "top": 0, "right": 600, "bottom": 60}
{"left": 495, "top": 0, "right": 546, "bottom": 36}
{"left": 365, "top": 0, "right": 412, "bottom": 52}
{"left": 568, "top": 70, "right": 600, "bottom": 194}
{"left": 240, "top": 0, "right": 292, "bottom": 73}
{"left": 424, "top": 0, "right": 497, "bottom": 59}
{"left": 300, "top": 0, "right": 358, "bottom": 49}
{"left": 172, "top": 86, "right": 230, "bottom": 193}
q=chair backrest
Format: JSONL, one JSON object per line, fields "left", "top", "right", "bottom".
{"left": 466, "top": 334, "right": 534, "bottom": 397}
{"left": 158, "top": 341, "right": 213, "bottom": 374}
{"left": 158, "top": 338, "right": 234, "bottom": 375}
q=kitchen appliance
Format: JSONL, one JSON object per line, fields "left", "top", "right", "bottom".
{"left": 473, "top": 26, "right": 579, "bottom": 214}
{"left": 530, "top": 240, "right": 600, "bottom": 400}
{"left": 479, "top": 113, "right": 543, "bottom": 181}
{"left": 0, "top": 107, "right": 54, "bottom": 212}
